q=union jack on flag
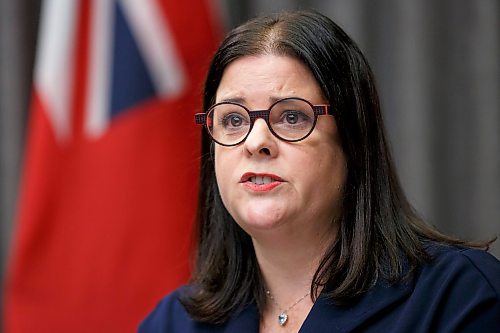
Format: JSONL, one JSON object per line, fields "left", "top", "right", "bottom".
{"left": 39, "top": 0, "right": 188, "bottom": 141}
{"left": 4, "top": 0, "right": 220, "bottom": 332}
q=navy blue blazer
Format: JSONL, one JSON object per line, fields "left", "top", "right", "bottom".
{"left": 139, "top": 245, "right": 500, "bottom": 332}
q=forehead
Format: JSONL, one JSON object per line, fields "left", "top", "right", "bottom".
{"left": 215, "top": 54, "right": 325, "bottom": 106}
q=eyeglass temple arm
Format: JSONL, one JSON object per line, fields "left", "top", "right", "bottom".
{"left": 195, "top": 113, "right": 206, "bottom": 124}
{"left": 312, "top": 105, "right": 333, "bottom": 116}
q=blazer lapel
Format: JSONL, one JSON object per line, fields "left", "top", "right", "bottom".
{"left": 299, "top": 278, "right": 415, "bottom": 333}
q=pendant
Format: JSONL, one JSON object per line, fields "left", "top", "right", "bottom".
{"left": 278, "top": 312, "right": 288, "bottom": 326}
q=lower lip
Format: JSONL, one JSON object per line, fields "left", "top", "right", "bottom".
{"left": 242, "top": 181, "right": 282, "bottom": 192}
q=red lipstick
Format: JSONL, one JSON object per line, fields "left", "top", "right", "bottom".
{"left": 240, "top": 172, "right": 284, "bottom": 192}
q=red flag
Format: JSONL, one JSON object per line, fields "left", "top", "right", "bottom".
{"left": 4, "top": 0, "right": 220, "bottom": 332}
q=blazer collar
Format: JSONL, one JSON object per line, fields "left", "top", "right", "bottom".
{"left": 299, "top": 277, "right": 415, "bottom": 332}
{"left": 225, "top": 277, "right": 414, "bottom": 333}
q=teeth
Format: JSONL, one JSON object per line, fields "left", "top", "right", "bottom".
{"left": 249, "top": 176, "right": 273, "bottom": 184}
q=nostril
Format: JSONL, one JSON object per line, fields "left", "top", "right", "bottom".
{"left": 260, "top": 147, "right": 271, "bottom": 155}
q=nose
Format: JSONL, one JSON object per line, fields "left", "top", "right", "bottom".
{"left": 244, "top": 118, "right": 278, "bottom": 157}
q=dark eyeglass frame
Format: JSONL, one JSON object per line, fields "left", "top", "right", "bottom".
{"left": 194, "top": 97, "right": 334, "bottom": 147}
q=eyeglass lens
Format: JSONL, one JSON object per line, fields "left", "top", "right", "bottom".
{"left": 207, "top": 98, "right": 316, "bottom": 145}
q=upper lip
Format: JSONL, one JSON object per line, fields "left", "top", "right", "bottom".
{"left": 240, "top": 172, "right": 284, "bottom": 183}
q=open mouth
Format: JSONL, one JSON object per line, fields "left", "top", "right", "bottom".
{"left": 240, "top": 173, "right": 284, "bottom": 192}
{"left": 249, "top": 176, "right": 277, "bottom": 185}
{"left": 240, "top": 173, "right": 284, "bottom": 184}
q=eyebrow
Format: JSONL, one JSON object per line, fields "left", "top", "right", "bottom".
{"left": 218, "top": 97, "right": 246, "bottom": 104}
{"left": 217, "top": 95, "right": 300, "bottom": 105}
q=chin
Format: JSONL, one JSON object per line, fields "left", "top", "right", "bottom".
{"left": 237, "top": 209, "right": 288, "bottom": 233}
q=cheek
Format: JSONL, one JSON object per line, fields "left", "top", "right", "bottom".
{"left": 214, "top": 148, "right": 236, "bottom": 205}
{"left": 303, "top": 144, "right": 346, "bottom": 203}
{"left": 214, "top": 153, "right": 226, "bottom": 194}
{"left": 214, "top": 145, "right": 226, "bottom": 181}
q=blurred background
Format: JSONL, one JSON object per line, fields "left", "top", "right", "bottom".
{"left": 1, "top": 0, "right": 498, "bottom": 332}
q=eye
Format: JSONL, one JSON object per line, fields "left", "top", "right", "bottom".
{"left": 284, "top": 111, "right": 300, "bottom": 124}
{"left": 279, "top": 110, "right": 311, "bottom": 125}
{"left": 222, "top": 113, "right": 245, "bottom": 128}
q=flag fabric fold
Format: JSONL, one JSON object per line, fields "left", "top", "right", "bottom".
{"left": 4, "top": 1, "right": 220, "bottom": 331}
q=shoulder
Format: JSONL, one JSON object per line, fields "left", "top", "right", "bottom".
{"left": 138, "top": 286, "right": 190, "bottom": 333}
{"left": 420, "top": 243, "right": 500, "bottom": 294}
{"left": 138, "top": 286, "right": 259, "bottom": 333}
{"left": 138, "top": 286, "right": 222, "bottom": 333}
{"left": 409, "top": 244, "right": 500, "bottom": 331}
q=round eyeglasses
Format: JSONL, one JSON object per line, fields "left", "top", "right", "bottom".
{"left": 195, "top": 97, "right": 334, "bottom": 146}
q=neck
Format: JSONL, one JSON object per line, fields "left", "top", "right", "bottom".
{"left": 251, "top": 221, "right": 337, "bottom": 306}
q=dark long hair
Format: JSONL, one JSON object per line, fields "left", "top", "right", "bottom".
{"left": 181, "top": 10, "right": 492, "bottom": 324}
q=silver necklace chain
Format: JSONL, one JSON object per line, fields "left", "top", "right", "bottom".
{"left": 266, "top": 290, "right": 311, "bottom": 327}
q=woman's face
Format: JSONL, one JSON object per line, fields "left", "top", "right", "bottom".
{"left": 214, "top": 54, "right": 346, "bottom": 238}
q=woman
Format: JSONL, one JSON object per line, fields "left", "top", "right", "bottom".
{"left": 140, "top": 10, "right": 499, "bottom": 332}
